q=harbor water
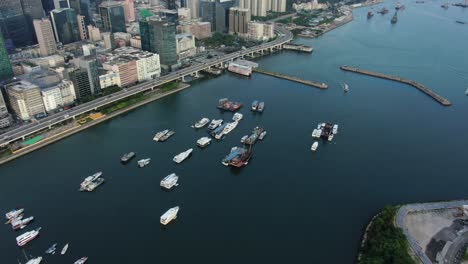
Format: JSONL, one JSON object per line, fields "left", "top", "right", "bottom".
{"left": 1, "top": 1, "right": 468, "bottom": 262}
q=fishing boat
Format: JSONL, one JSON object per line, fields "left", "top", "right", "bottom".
{"left": 343, "top": 83, "right": 349, "bottom": 92}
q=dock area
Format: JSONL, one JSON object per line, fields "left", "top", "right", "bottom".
{"left": 282, "top": 44, "right": 314, "bottom": 53}
{"left": 340, "top": 66, "right": 451, "bottom": 106}
{"left": 253, "top": 68, "right": 328, "bottom": 89}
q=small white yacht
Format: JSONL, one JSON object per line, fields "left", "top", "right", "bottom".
{"left": 259, "top": 131, "right": 267, "bottom": 140}
{"left": 160, "top": 206, "right": 180, "bottom": 225}
{"left": 137, "top": 158, "right": 151, "bottom": 168}
{"left": 232, "top": 113, "right": 243, "bottom": 121}
{"left": 208, "top": 119, "right": 223, "bottom": 130}
{"left": 153, "top": 130, "right": 169, "bottom": 141}
{"left": 332, "top": 124, "right": 339, "bottom": 134}
{"left": 193, "top": 118, "right": 210, "bottom": 128}
{"left": 311, "top": 141, "right": 318, "bottom": 151}
{"left": 196, "top": 137, "right": 212, "bottom": 148}
{"left": 222, "top": 121, "right": 238, "bottom": 135}
{"left": 173, "top": 149, "right": 193, "bottom": 163}
{"left": 160, "top": 173, "right": 179, "bottom": 189}
{"left": 240, "top": 135, "right": 248, "bottom": 143}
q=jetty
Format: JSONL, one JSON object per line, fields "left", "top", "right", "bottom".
{"left": 340, "top": 65, "right": 451, "bottom": 106}
{"left": 282, "top": 44, "right": 314, "bottom": 53}
{"left": 253, "top": 68, "right": 328, "bottom": 89}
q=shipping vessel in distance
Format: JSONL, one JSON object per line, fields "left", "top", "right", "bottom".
{"left": 25, "top": 257, "right": 42, "bottom": 264}
{"left": 137, "top": 158, "right": 151, "bottom": 168}
{"left": 80, "top": 172, "right": 104, "bottom": 192}
{"left": 160, "top": 206, "right": 180, "bottom": 225}
{"left": 11, "top": 216, "right": 34, "bottom": 230}
{"left": 217, "top": 98, "right": 243, "bottom": 112}
{"left": 6, "top": 208, "right": 24, "bottom": 220}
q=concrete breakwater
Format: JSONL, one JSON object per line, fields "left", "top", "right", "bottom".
{"left": 340, "top": 65, "right": 451, "bottom": 106}
{"left": 253, "top": 68, "right": 328, "bottom": 89}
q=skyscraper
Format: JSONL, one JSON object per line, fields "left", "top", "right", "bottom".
{"left": 200, "top": 0, "right": 216, "bottom": 31}
{"left": 99, "top": 1, "right": 126, "bottom": 33}
{"left": 0, "top": 32, "right": 13, "bottom": 81}
{"left": 69, "top": 0, "right": 92, "bottom": 25}
{"left": 0, "top": 89, "right": 11, "bottom": 128}
{"left": 0, "top": 0, "right": 33, "bottom": 49}
{"left": 69, "top": 68, "right": 91, "bottom": 101}
{"left": 77, "top": 56, "right": 101, "bottom": 95}
{"left": 215, "top": 0, "right": 233, "bottom": 33}
{"left": 50, "top": 8, "right": 80, "bottom": 44}
{"left": 140, "top": 16, "right": 177, "bottom": 68}
{"left": 186, "top": 0, "right": 200, "bottom": 19}
{"left": 77, "top": 15, "right": 88, "bottom": 40}
{"left": 21, "top": 0, "right": 46, "bottom": 22}
{"left": 228, "top": 7, "right": 250, "bottom": 34}
{"left": 33, "top": 18, "right": 57, "bottom": 56}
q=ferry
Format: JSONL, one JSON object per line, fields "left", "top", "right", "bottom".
{"left": 217, "top": 98, "right": 243, "bottom": 112}
{"left": 16, "top": 227, "right": 41, "bottom": 246}
{"left": 160, "top": 173, "right": 179, "bottom": 189}
{"left": 222, "top": 147, "right": 247, "bottom": 166}
{"left": 159, "top": 130, "right": 175, "bottom": 142}
{"left": 228, "top": 148, "right": 253, "bottom": 168}
{"left": 251, "top": 100, "right": 259, "bottom": 111}
{"left": 223, "top": 121, "right": 239, "bottom": 135}
{"left": 74, "top": 257, "right": 88, "bottom": 264}
{"left": 196, "top": 137, "right": 212, "bottom": 148}
{"left": 25, "top": 257, "right": 42, "bottom": 264}
{"left": 79, "top": 172, "right": 102, "bottom": 191}
{"left": 61, "top": 243, "right": 69, "bottom": 255}
{"left": 153, "top": 130, "right": 169, "bottom": 141}
{"left": 173, "top": 149, "right": 193, "bottom": 163}
{"left": 193, "top": 118, "right": 210, "bottom": 128}
{"left": 6, "top": 208, "right": 24, "bottom": 220}
{"left": 160, "top": 206, "right": 180, "bottom": 225}
{"left": 121, "top": 152, "right": 136, "bottom": 163}
{"left": 311, "top": 141, "right": 319, "bottom": 151}
{"left": 259, "top": 131, "right": 267, "bottom": 140}
{"left": 232, "top": 113, "right": 243, "bottom": 121}
{"left": 137, "top": 158, "right": 151, "bottom": 168}
{"left": 332, "top": 124, "right": 339, "bottom": 134}
{"left": 208, "top": 119, "right": 223, "bottom": 130}
{"left": 45, "top": 243, "right": 57, "bottom": 254}
{"left": 257, "top": 102, "right": 265, "bottom": 112}
{"left": 11, "top": 216, "right": 34, "bottom": 230}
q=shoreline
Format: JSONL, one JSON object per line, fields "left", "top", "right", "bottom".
{"left": 0, "top": 83, "right": 191, "bottom": 165}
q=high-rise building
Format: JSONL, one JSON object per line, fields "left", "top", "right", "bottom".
{"left": 76, "top": 56, "right": 101, "bottom": 95}
{"left": 69, "top": 68, "right": 91, "bottom": 101}
{"left": 77, "top": 15, "right": 88, "bottom": 40}
{"left": 0, "top": 0, "right": 33, "bottom": 49}
{"left": 140, "top": 16, "right": 177, "bottom": 68}
{"left": 20, "top": 0, "right": 45, "bottom": 22}
{"left": 69, "top": 0, "right": 92, "bottom": 25}
{"left": 186, "top": 0, "right": 199, "bottom": 19}
{"left": 102, "top": 32, "right": 115, "bottom": 49}
{"left": 167, "top": 0, "right": 177, "bottom": 9}
{"left": 215, "top": 0, "right": 233, "bottom": 33}
{"left": 54, "top": 0, "right": 70, "bottom": 9}
{"left": 247, "top": 21, "right": 274, "bottom": 40}
{"left": 270, "top": 0, "right": 286, "bottom": 12}
{"left": 228, "top": 7, "right": 250, "bottom": 34}
{"left": 200, "top": 0, "right": 216, "bottom": 31}
{"left": 50, "top": 8, "right": 80, "bottom": 44}
{"left": 0, "top": 32, "right": 13, "bottom": 81}
{"left": 99, "top": 1, "right": 126, "bottom": 33}
{"left": 6, "top": 80, "right": 46, "bottom": 120}
{"left": 33, "top": 18, "right": 57, "bottom": 57}
{"left": 87, "top": 25, "right": 101, "bottom": 42}
{"left": 255, "top": 0, "right": 268, "bottom": 16}
{"left": 175, "top": 33, "right": 196, "bottom": 60}
{"left": 0, "top": 91, "right": 12, "bottom": 128}
{"left": 177, "top": 21, "right": 211, "bottom": 39}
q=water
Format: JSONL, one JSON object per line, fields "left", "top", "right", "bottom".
{"left": 1, "top": 2, "right": 468, "bottom": 263}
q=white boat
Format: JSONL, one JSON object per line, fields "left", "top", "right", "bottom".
{"left": 160, "top": 173, "right": 179, "bottom": 189}
{"left": 61, "top": 243, "right": 69, "bottom": 255}
{"left": 312, "top": 129, "right": 321, "bottom": 138}
{"left": 6, "top": 208, "right": 24, "bottom": 220}
{"left": 153, "top": 129, "right": 169, "bottom": 141}
{"left": 332, "top": 124, "right": 339, "bottom": 134}
{"left": 328, "top": 134, "right": 334, "bottom": 142}
{"left": 16, "top": 227, "right": 41, "bottom": 246}
{"left": 343, "top": 83, "right": 349, "bottom": 92}
{"left": 465, "top": 88, "right": 468, "bottom": 95}
{"left": 232, "top": 113, "right": 243, "bottom": 121}
{"left": 311, "top": 141, "right": 319, "bottom": 151}
{"left": 193, "top": 118, "right": 210, "bottom": 128}
{"left": 222, "top": 121, "right": 238, "bottom": 135}
{"left": 137, "top": 158, "right": 151, "bottom": 168}
{"left": 80, "top": 172, "right": 103, "bottom": 191}
{"left": 173, "top": 149, "right": 193, "bottom": 163}
{"left": 259, "top": 131, "right": 267, "bottom": 140}
{"left": 196, "top": 137, "right": 212, "bottom": 148}
{"left": 11, "top": 216, "right": 34, "bottom": 230}
{"left": 74, "top": 257, "right": 88, "bottom": 264}
{"left": 160, "top": 206, "right": 180, "bottom": 225}
{"left": 240, "top": 135, "right": 248, "bottom": 143}
{"left": 25, "top": 257, "right": 42, "bottom": 264}
{"left": 208, "top": 119, "right": 223, "bottom": 130}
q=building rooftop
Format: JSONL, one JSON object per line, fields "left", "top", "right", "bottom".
{"left": 104, "top": 47, "right": 159, "bottom": 65}
{"left": 18, "top": 68, "right": 62, "bottom": 89}
{"left": 99, "top": 1, "right": 124, "bottom": 8}
{"left": 7, "top": 80, "right": 40, "bottom": 92}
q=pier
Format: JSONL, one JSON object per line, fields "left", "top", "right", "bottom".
{"left": 340, "top": 66, "right": 451, "bottom": 106}
{"left": 282, "top": 44, "right": 314, "bottom": 53}
{"left": 253, "top": 68, "right": 328, "bottom": 89}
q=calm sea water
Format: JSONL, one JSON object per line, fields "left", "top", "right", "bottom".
{"left": 1, "top": 2, "right": 468, "bottom": 263}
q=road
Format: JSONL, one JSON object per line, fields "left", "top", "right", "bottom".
{"left": 0, "top": 27, "right": 293, "bottom": 147}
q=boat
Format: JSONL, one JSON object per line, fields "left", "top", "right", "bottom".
{"left": 159, "top": 130, "right": 175, "bottom": 142}
{"left": 79, "top": 172, "right": 102, "bottom": 191}
{"left": 193, "top": 118, "right": 210, "bottom": 128}
{"left": 343, "top": 83, "right": 349, "bottom": 92}
{"left": 332, "top": 124, "right": 339, "bottom": 134}
{"left": 61, "top": 243, "right": 69, "bottom": 255}
{"left": 11, "top": 216, "right": 34, "bottom": 230}
{"left": 222, "top": 147, "right": 247, "bottom": 166}
{"left": 137, "top": 158, "right": 151, "bottom": 168}
{"left": 312, "top": 129, "right": 320, "bottom": 138}
{"left": 251, "top": 100, "right": 259, "bottom": 111}
{"left": 318, "top": 123, "right": 334, "bottom": 140}
{"left": 395, "top": 3, "right": 403, "bottom": 10}
{"left": 208, "top": 119, "right": 223, "bottom": 130}
{"left": 377, "top": 7, "right": 389, "bottom": 14}
{"left": 257, "top": 102, "right": 265, "bottom": 112}
{"left": 74, "top": 257, "right": 88, "bottom": 264}
{"left": 456, "top": 20, "right": 466, "bottom": 24}
{"left": 441, "top": 3, "right": 449, "bottom": 9}
{"left": 244, "top": 127, "right": 264, "bottom": 145}
{"left": 367, "top": 11, "right": 374, "bottom": 18}
{"left": 45, "top": 243, "right": 57, "bottom": 254}
{"left": 259, "top": 131, "right": 267, "bottom": 140}
{"left": 121, "top": 152, "right": 136, "bottom": 163}
{"left": 25, "top": 257, "right": 42, "bottom": 264}
{"left": 228, "top": 147, "right": 253, "bottom": 168}
{"left": 240, "top": 135, "right": 248, "bottom": 143}
{"left": 328, "top": 134, "right": 334, "bottom": 142}
{"left": 173, "top": 149, "right": 193, "bottom": 163}
{"left": 153, "top": 129, "right": 169, "bottom": 141}
{"left": 211, "top": 123, "right": 228, "bottom": 140}
{"left": 82, "top": 178, "right": 105, "bottom": 192}
{"left": 311, "top": 141, "right": 319, "bottom": 151}
{"left": 415, "top": 1, "right": 425, "bottom": 3}
{"left": 16, "top": 227, "right": 41, "bottom": 246}
{"left": 217, "top": 98, "right": 243, "bottom": 112}
{"left": 391, "top": 12, "right": 398, "bottom": 24}
{"left": 465, "top": 88, "right": 468, "bottom": 95}
{"left": 6, "top": 208, "right": 24, "bottom": 220}
{"left": 222, "top": 121, "right": 238, "bottom": 135}
{"left": 160, "top": 206, "right": 180, "bottom": 225}
{"left": 232, "top": 113, "right": 243, "bottom": 121}
{"left": 160, "top": 173, "right": 179, "bottom": 189}
{"left": 196, "top": 137, "right": 212, "bottom": 148}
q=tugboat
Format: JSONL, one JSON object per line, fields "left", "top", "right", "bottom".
{"left": 367, "top": 11, "right": 374, "bottom": 19}
{"left": 391, "top": 12, "right": 398, "bottom": 24}
{"left": 160, "top": 206, "right": 180, "bottom": 225}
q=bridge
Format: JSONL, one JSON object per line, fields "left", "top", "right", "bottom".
{"left": 0, "top": 27, "right": 293, "bottom": 147}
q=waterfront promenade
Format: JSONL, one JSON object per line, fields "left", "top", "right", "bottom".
{"left": 340, "top": 66, "right": 452, "bottom": 106}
